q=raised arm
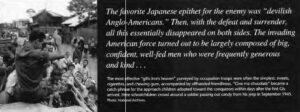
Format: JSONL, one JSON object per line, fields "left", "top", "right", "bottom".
{"left": 16, "top": 48, "right": 64, "bottom": 61}
{"left": 48, "top": 52, "right": 64, "bottom": 60}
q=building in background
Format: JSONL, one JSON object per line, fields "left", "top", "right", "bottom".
{"left": 13, "top": 19, "right": 30, "bottom": 29}
{"left": 12, "top": 19, "right": 30, "bottom": 37}
{"left": 62, "top": 14, "right": 97, "bottom": 42}
{"left": 31, "top": 9, "right": 67, "bottom": 33}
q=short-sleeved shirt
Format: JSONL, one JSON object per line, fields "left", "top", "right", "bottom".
{"left": 15, "top": 42, "right": 49, "bottom": 90}
{"left": 74, "top": 63, "right": 82, "bottom": 73}
{"left": 81, "top": 66, "right": 89, "bottom": 78}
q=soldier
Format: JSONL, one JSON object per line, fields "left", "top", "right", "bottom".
{"left": 0, "top": 30, "right": 64, "bottom": 104}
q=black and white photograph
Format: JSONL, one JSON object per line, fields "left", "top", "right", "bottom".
{"left": 0, "top": 0, "right": 98, "bottom": 112}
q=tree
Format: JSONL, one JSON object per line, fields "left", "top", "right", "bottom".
{"left": 67, "top": 0, "right": 97, "bottom": 22}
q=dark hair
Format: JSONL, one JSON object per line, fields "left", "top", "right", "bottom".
{"left": 68, "top": 63, "right": 75, "bottom": 68}
{"left": 58, "top": 29, "right": 62, "bottom": 35}
{"left": 73, "top": 38, "right": 77, "bottom": 44}
{"left": 29, "top": 30, "right": 45, "bottom": 42}
{"left": 83, "top": 59, "right": 88, "bottom": 63}
{"left": 79, "top": 40, "right": 84, "bottom": 48}
{"left": 62, "top": 67, "right": 68, "bottom": 71}
{"left": 87, "top": 85, "right": 97, "bottom": 94}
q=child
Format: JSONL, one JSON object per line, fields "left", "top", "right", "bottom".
{"left": 81, "top": 59, "right": 89, "bottom": 80}
{"left": 73, "top": 57, "right": 82, "bottom": 73}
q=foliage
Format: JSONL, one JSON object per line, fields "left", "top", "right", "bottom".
{"left": 67, "top": 0, "right": 97, "bottom": 21}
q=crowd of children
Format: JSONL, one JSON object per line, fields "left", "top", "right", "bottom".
{"left": 40, "top": 31, "right": 97, "bottom": 112}
{"left": 41, "top": 52, "right": 97, "bottom": 112}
